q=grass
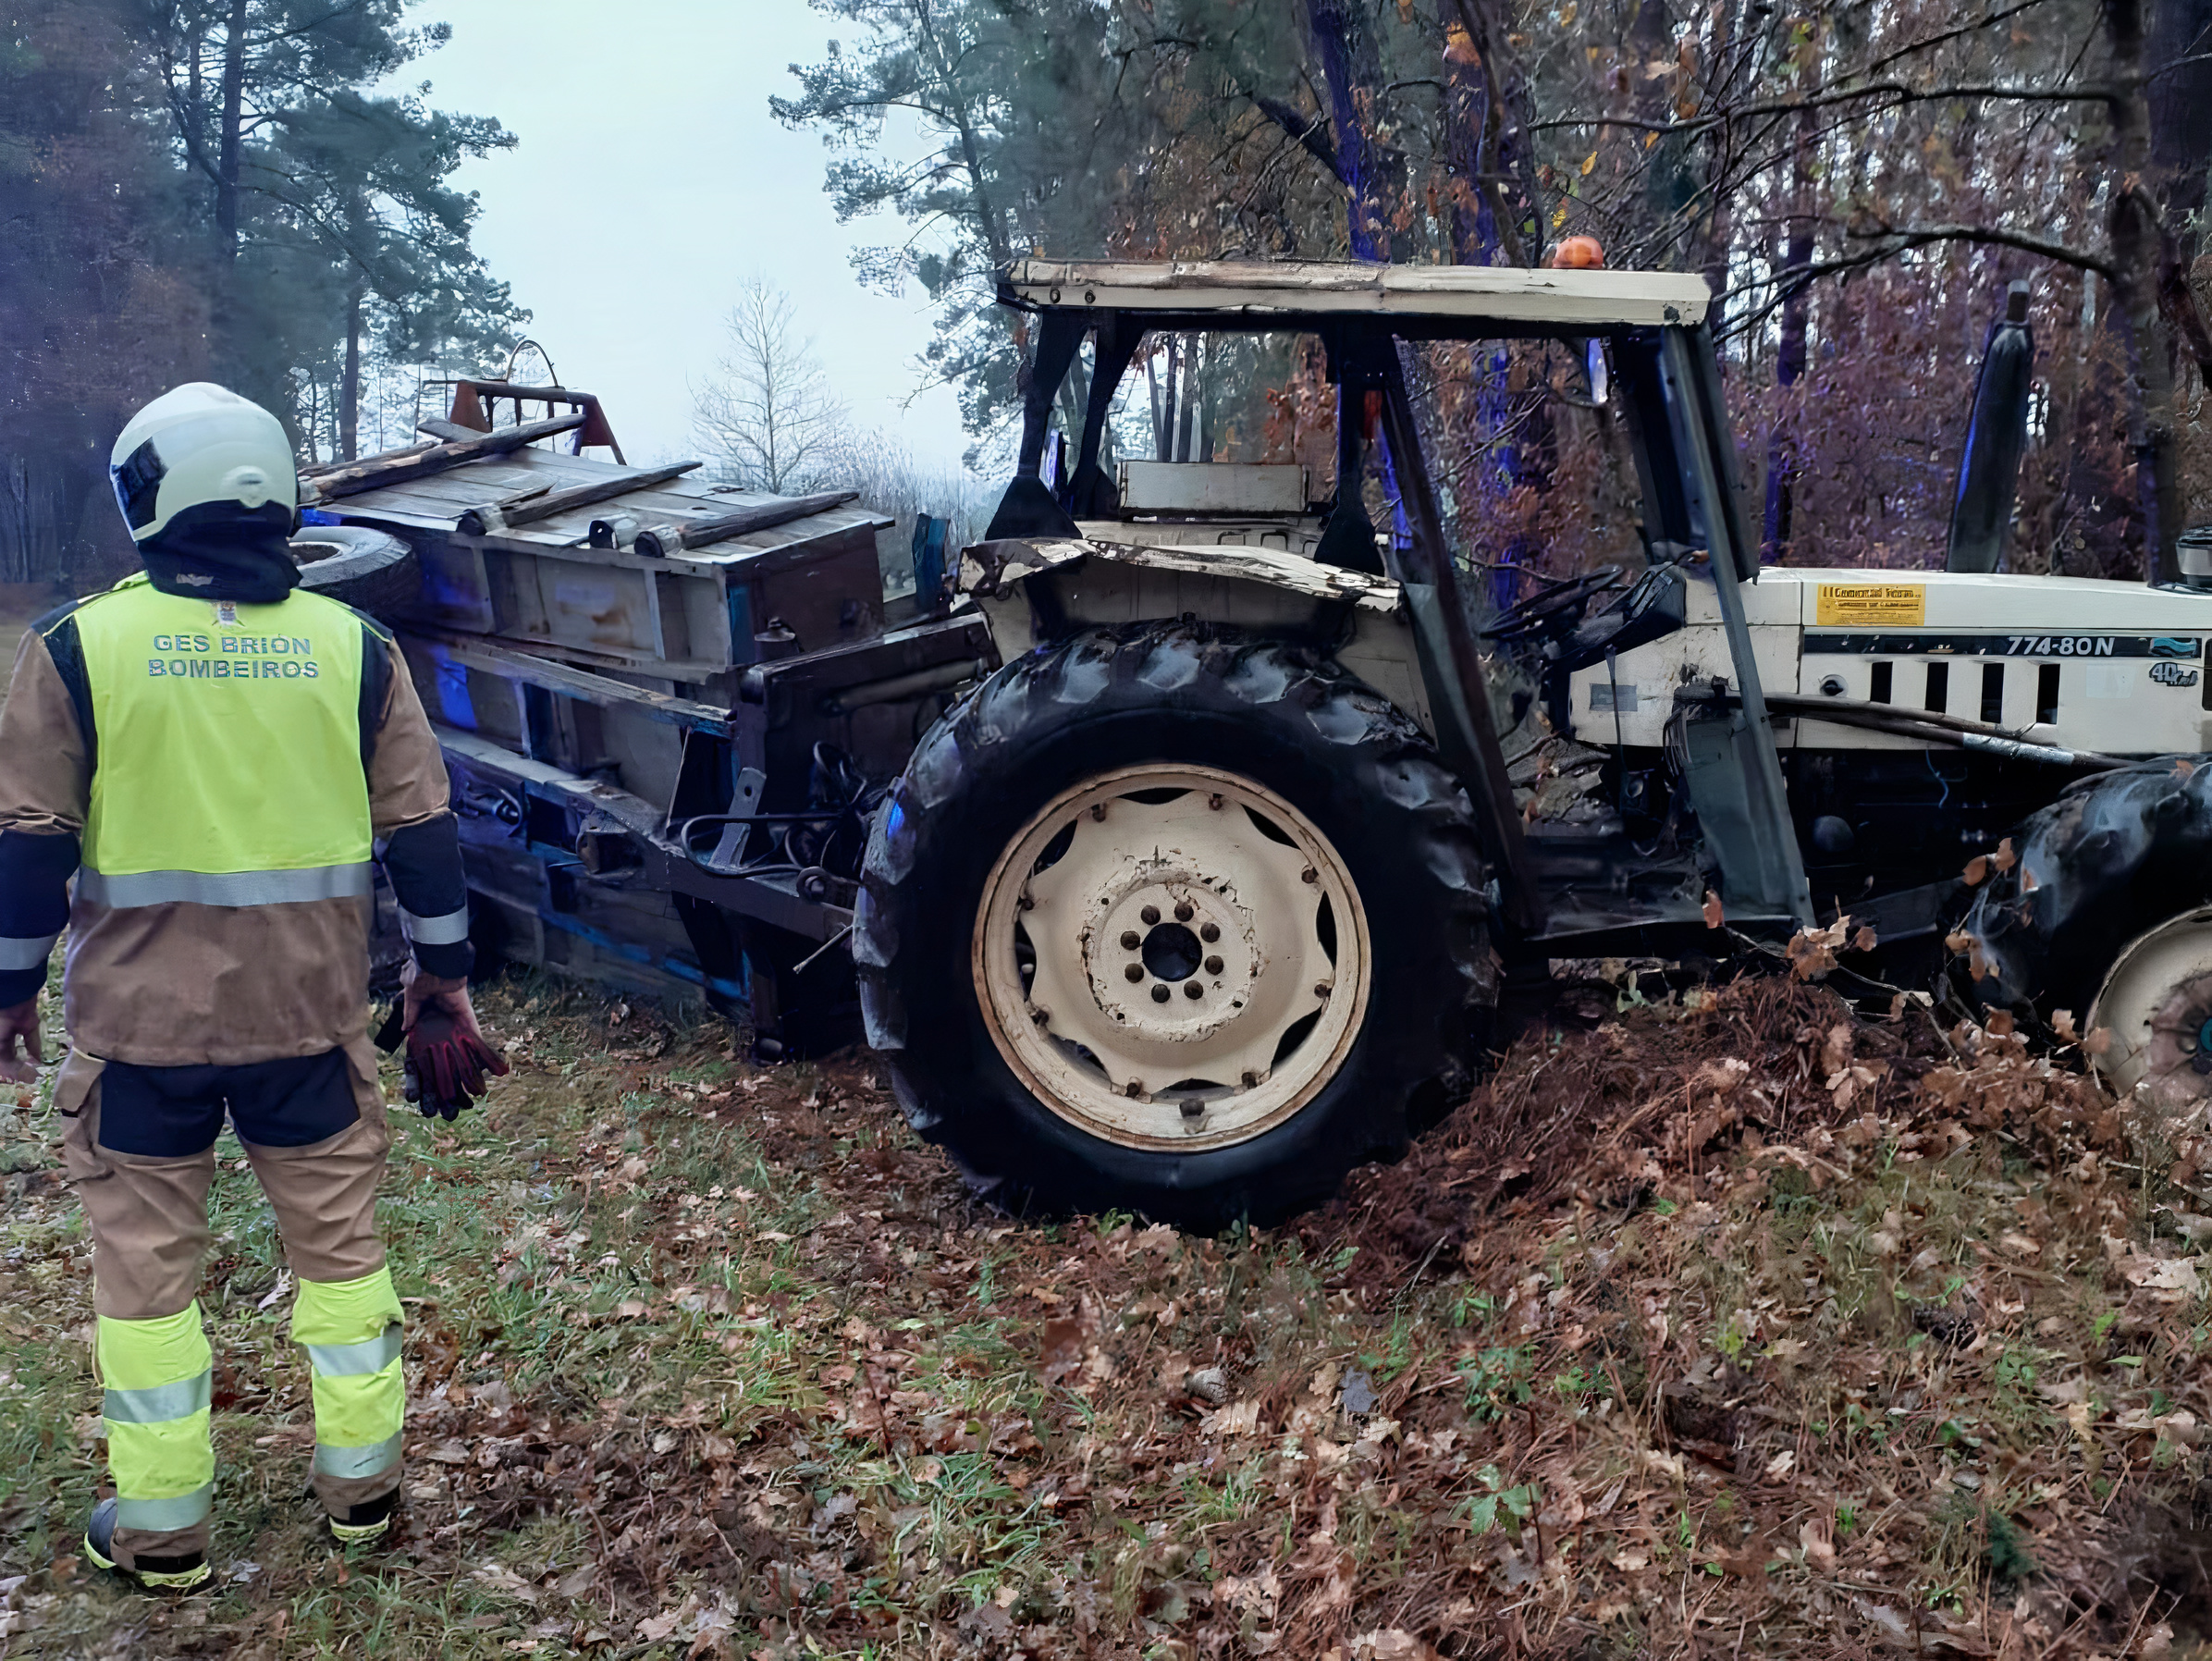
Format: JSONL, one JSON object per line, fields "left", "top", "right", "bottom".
{"left": 0, "top": 966, "right": 2206, "bottom": 1656}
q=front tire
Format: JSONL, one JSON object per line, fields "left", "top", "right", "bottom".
{"left": 854, "top": 622, "right": 1495, "bottom": 1229}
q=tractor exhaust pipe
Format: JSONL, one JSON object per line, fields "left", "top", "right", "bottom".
{"left": 1945, "top": 282, "right": 2034, "bottom": 575}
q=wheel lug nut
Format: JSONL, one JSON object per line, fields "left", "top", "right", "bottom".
{"left": 1205, "top": 955, "right": 1224, "bottom": 975}
{"left": 1124, "top": 964, "right": 1144, "bottom": 983}
{"left": 1174, "top": 901, "right": 1194, "bottom": 922}
{"left": 1124, "top": 1081, "right": 1142, "bottom": 1099}
{"left": 1090, "top": 803, "right": 1109, "bottom": 820}
{"left": 1151, "top": 984, "right": 1171, "bottom": 1003}
{"left": 1184, "top": 981, "right": 1203, "bottom": 1000}
{"left": 1208, "top": 794, "right": 1224, "bottom": 810}
{"left": 1031, "top": 1005, "right": 1051, "bottom": 1025}
{"left": 1199, "top": 922, "right": 1220, "bottom": 942}
{"left": 1180, "top": 1100, "right": 1205, "bottom": 1119}
{"left": 1121, "top": 930, "right": 1141, "bottom": 950}
{"left": 1314, "top": 981, "right": 1332, "bottom": 998}
{"left": 1301, "top": 867, "right": 1318, "bottom": 884}
{"left": 1141, "top": 904, "right": 1161, "bottom": 925}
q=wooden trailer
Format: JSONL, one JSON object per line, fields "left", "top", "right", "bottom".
{"left": 300, "top": 392, "right": 991, "bottom": 1054}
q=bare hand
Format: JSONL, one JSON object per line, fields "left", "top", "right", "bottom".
{"left": 0, "top": 997, "right": 43, "bottom": 1085}
{"left": 400, "top": 962, "right": 484, "bottom": 1041}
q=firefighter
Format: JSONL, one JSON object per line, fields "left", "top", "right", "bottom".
{"left": 0, "top": 384, "right": 507, "bottom": 1590}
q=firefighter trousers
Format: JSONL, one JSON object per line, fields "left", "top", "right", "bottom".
{"left": 54, "top": 1040, "right": 403, "bottom": 1572}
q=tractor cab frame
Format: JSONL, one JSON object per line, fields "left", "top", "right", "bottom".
{"left": 975, "top": 259, "right": 1816, "bottom": 953}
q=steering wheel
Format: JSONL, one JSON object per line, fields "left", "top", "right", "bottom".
{"left": 1482, "top": 567, "right": 1628, "bottom": 645}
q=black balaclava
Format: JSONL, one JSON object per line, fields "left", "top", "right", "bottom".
{"left": 139, "top": 500, "right": 301, "bottom": 605}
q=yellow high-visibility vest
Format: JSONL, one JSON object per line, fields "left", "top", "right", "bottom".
{"left": 67, "top": 574, "right": 375, "bottom": 907}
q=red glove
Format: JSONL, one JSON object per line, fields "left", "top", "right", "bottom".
{"left": 400, "top": 972, "right": 508, "bottom": 1120}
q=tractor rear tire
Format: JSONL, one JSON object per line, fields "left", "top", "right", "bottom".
{"left": 1964, "top": 757, "right": 2212, "bottom": 1098}
{"left": 854, "top": 621, "right": 1495, "bottom": 1230}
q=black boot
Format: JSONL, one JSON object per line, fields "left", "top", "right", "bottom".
{"left": 328, "top": 1489, "right": 396, "bottom": 1545}
{"left": 83, "top": 1497, "right": 210, "bottom": 1592}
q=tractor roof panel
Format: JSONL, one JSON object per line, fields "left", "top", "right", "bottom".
{"left": 1005, "top": 259, "right": 1711, "bottom": 330}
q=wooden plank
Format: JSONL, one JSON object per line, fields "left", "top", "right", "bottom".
{"left": 633, "top": 491, "right": 861, "bottom": 558}
{"left": 405, "top": 627, "right": 733, "bottom": 733}
{"left": 301, "top": 439, "right": 438, "bottom": 478}
{"left": 657, "top": 503, "right": 893, "bottom": 560}
{"left": 302, "top": 415, "right": 586, "bottom": 503}
{"left": 457, "top": 461, "right": 704, "bottom": 535}
{"left": 414, "top": 607, "right": 731, "bottom": 682}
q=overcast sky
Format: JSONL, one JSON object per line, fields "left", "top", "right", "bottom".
{"left": 412, "top": 0, "right": 973, "bottom": 473}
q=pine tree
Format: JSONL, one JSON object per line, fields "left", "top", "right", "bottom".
{"left": 1, "top": 0, "right": 208, "bottom": 584}
{"left": 133, "top": 1, "right": 523, "bottom": 449}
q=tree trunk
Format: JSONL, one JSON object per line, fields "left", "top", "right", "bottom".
{"left": 1303, "top": 0, "right": 1399, "bottom": 260}
{"left": 338, "top": 282, "right": 364, "bottom": 462}
{"left": 1175, "top": 336, "right": 1198, "bottom": 462}
{"left": 2107, "top": 0, "right": 2186, "bottom": 584}
{"left": 1198, "top": 338, "right": 1216, "bottom": 463}
{"left": 1446, "top": 0, "right": 1542, "bottom": 265}
{"left": 1156, "top": 338, "right": 1180, "bottom": 462}
{"left": 1441, "top": 20, "right": 1505, "bottom": 266}
{"left": 1146, "top": 345, "right": 1166, "bottom": 462}
{"left": 2150, "top": 0, "right": 2212, "bottom": 382}
{"left": 1630, "top": 0, "right": 1699, "bottom": 264}
{"left": 215, "top": 0, "right": 248, "bottom": 263}
{"left": 2149, "top": 0, "right": 2212, "bottom": 253}
{"left": 1696, "top": 0, "right": 1742, "bottom": 309}
{"left": 1763, "top": 107, "right": 1817, "bottom": 560}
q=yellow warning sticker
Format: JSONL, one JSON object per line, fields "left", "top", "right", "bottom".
{"left": 1815, "top": 583, "right": 1925, "bottom": 628}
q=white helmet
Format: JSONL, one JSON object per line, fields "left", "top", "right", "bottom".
{"left": 110, "top": 383, "right": 298, "bottom": 542}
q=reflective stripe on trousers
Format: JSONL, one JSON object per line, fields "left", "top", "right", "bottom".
{"left": 294, "top": 1268, "right": 405, "bottom": 1487}
{"left": 97, "top": 1304, "right": 215, "bottom": 1533}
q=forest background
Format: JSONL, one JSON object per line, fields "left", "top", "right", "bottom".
{"left": 6, "top": 0, "right": 2212, "bottom": 601}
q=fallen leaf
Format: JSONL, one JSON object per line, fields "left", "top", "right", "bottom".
{"left": 1201, "top": 1399, "right": 1263, "bottom": 1437}
{"left": 473, "top": 1564, "right": 539, "bottom": 1603}
{"left": 1800, "top": 1517, "right": 1837, "bottom": 1572}
{"left": 1352, "top": 1631, "right": 1444, "bottom": 1661}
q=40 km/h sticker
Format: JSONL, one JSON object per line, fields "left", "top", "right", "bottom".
{"left": 1814, "top": 584, "right": 1925, "bottom": 628}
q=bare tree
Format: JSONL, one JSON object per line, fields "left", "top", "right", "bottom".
{"left": 811, "top": 426, "right": 990, "bottom": 598}
{"left": 692, "top": 276, "right": 847, "bottom": 494}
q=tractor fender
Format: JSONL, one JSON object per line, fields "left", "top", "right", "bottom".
{"left": 955, "top": 535, "right": 1435, "bottom": 737}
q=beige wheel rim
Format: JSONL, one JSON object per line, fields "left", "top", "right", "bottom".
{"left": 972, "top": 764, "right": 1371, "bottom": 1151}
{"left": 2087, "top": 905, "right": 2212, "bottom": 1112}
